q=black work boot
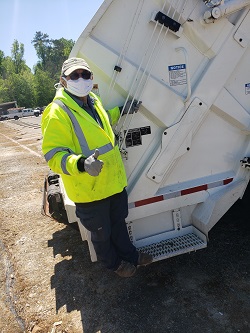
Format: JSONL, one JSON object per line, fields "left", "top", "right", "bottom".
{"left": 137, "top": 252, "right": 153, "bottom": 266}
{"left": 115, "top": 261, "right": 137, "bottom": 278}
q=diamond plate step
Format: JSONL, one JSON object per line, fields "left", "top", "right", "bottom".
{"left": 137, "top": 232, "right": 207, "bottom": 261}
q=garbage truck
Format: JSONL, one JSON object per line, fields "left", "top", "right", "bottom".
{"left": 47, "top": 0, "right": 250, "bottom": 262}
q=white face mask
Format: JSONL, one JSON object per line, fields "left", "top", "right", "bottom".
{"left": 63, "top": 77, "right": 93, "bottom": 97}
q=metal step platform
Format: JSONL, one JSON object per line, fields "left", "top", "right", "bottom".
{"left": 137, "top": 232, "right": 207, "bottom": 262}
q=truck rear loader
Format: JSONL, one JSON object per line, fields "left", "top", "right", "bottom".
{"left": 49, "top": 0, "right": 250, "bottom": 262}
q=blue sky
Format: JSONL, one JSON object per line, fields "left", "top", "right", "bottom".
{"left": 0, "top": 0, "right": 104, "bottom": 69}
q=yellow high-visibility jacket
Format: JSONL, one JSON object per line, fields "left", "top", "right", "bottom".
{"left": 41, "top": 88, "right": 127, "bottom": 203}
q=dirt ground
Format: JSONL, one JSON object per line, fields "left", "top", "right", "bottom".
{"left": 0, "top": 117, "right": 249, "bottom": 333}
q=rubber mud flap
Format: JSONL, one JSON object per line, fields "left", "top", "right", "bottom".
{"left": 47, "top": 171, "right": 68, "bottom": 223}
{"left": 45, "top": 171, "right": 79, "bottom": 231}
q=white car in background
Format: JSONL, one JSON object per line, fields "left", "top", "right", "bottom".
{"left": 0, "top": 107, "right": 40, "bottom": 121}
{"left": 0, "top": 109, "right": 23, "bottom": 120}
{"left": 22, "top": 108, "right": 40, "bottom": 117}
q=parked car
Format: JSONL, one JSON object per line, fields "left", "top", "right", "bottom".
{"left": 0, "top": 109, "right": 23, "bottom": 120}
{"left": 33, "top": 108, "right": 42, "bottom": 117}
{"left": 22, "top": 108, "right": 36, "bottom": 117}
{"left": 33, "top": 106, "right": 46, "bottom": 115}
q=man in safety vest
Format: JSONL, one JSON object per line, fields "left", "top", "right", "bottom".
{"left": 41, "top": 57, "right": 153, "bottom": 277}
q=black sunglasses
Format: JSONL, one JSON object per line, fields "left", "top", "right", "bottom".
{"left": 68, "top": 71, "right": 92, "bottom": 80}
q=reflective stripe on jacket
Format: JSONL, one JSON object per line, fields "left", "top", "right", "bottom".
{"left": 41, "top": 88, "right": 127, "bottom": 203}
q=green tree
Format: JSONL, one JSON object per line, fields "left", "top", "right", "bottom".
{"left": 0, "top": 78, "right": 8, "bottom": 102}
{"left": 0, "top": 33, "right": 75, "bottom": 107}
{"left": 3, "top": 72, "right": 35, "bottom": 107}
{"left": 33, "top": 68, "right": 55, "bottom": 107}
{"left": 46, "top": 37, "right": 75, "bottom": 78}
{"left": 32, "top": 32, "right": 74, "bottom": 79}
{"left": 0, "top": 50, "right": 4, "bottom": 76}
{"left": 0, "top": 56, "right": 15, "bottom": 80}
{"left": 11, "top": 40, "right": 25, "bottom": 74}
{"left": 31, "top": 31, "right": 51, "bottom": 71}
{"left": 0, "top": 40, "right": 35, "bottom": 106}
{"left": 0, "top": 56, "right": 16, "bottom": 101}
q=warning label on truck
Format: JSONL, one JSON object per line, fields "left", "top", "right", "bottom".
{"left": 168, "top": 64, "right": 187, "bottom": 86}
{"left": 125, "top": 126, "right": 151, "bottom": 148}
{"left": 245, "top": 83, "right": 250, "bottom": 95}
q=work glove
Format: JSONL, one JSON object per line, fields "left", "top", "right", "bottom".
{"left": 78, "top": 149, "right": 104, "bottom": 176}
{"left": 122, "top": 100, "right": 142, "bottom": 114}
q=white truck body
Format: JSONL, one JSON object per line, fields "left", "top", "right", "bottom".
{"left": 60, "top": 0, "right": 250, "bottom": 262}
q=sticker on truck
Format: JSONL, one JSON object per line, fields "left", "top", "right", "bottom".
{"left": 125, "top": 126, "right": 151, "bottom": 147}
{"left": 168, "top": 64, "right": 187, "bottom": 86}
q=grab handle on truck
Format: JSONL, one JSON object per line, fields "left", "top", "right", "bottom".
{"left": 176, "top": 47, "right": 191, "bottom": 104}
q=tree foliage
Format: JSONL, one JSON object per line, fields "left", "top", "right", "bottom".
{"left": 31, "top": 32, "right": 51, "bottom": 70}
{"left": 0, "top": 32, "right": 74, "bottom": 108}
{"left": 0, "top": 50, "right": 4, "bottom": 76}
{"left": 33, "top": 68, "right": 55, "bottom": 107}
{"left": 32, "top": 31, "right": 74, "bottom": 79}
{"left": 4, "top": 72, "right": 35, "bottom": 107}
{"left": 11, "top": 40, "right": 25, "bottom": 74}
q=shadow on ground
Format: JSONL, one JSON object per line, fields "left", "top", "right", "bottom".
{"left": 48, "top": 186, "right": 250, "bottom": 333}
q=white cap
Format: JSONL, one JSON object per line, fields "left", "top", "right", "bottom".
{"left": 61, "top": 57, "right": 91, "bottom": 76}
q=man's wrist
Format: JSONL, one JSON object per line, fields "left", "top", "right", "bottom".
{"left": 77, "top": 157, "right": 86, "bottom": 172}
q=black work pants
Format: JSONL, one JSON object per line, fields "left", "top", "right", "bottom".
{"left": 75, "top": 189, "right": 138, "bottom": 270}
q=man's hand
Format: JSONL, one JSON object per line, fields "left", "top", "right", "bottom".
{"left": 84, "top": 149, "right": 104, "bottom": 176}
{"left": 123, "top": 100, "right": 142, "bottom": 114}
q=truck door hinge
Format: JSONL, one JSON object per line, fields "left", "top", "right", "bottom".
{"left": 203, "top": 0, "right": 250, "bottom": 24}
